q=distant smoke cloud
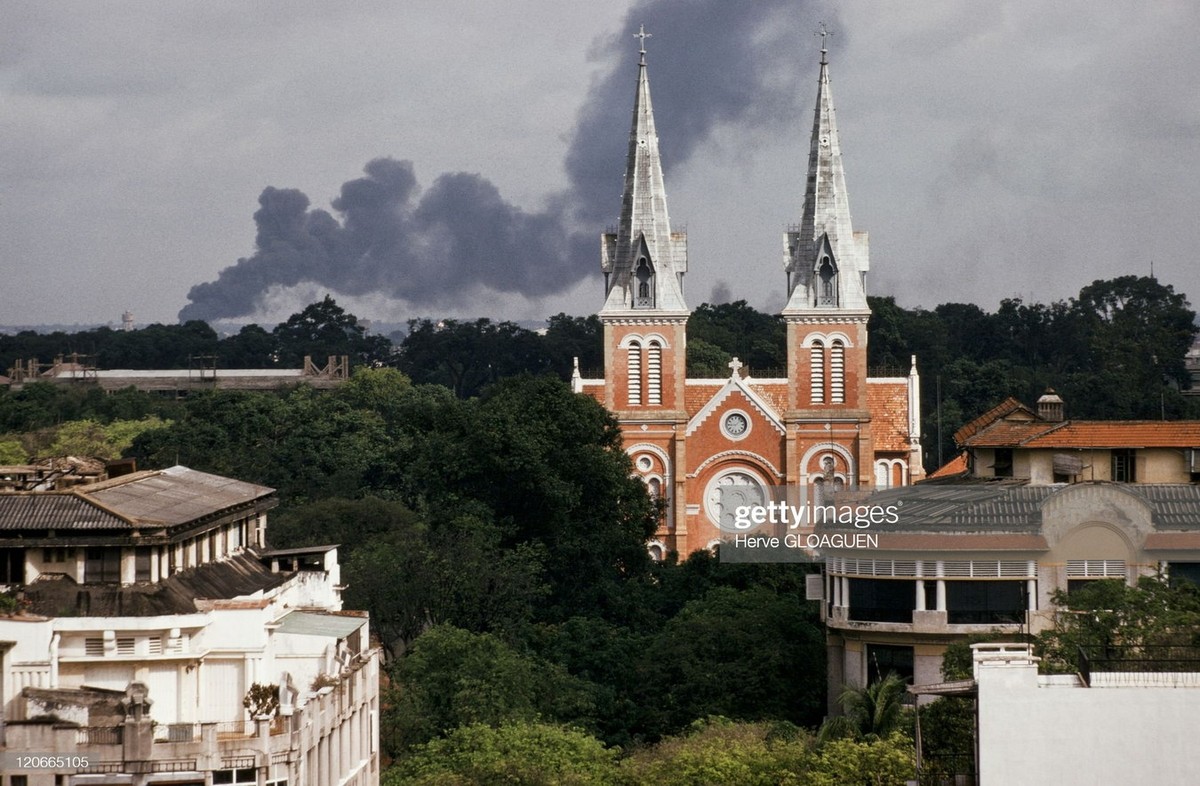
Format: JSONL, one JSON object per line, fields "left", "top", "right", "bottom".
{"left": 709, "top": 281, "right": 733, "bottom": 305}
{"left": 180, "top": 0, "right": 811, "bottom": 322}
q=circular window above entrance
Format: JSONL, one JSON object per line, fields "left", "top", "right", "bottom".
{"left": 704, "top": 469, "right": 768, "bottom": 532}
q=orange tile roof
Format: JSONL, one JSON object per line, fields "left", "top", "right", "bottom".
{"left": 953, "top": 397, "right": 1033, "bottom": 445}
{"left": 961, "top": 419, "right": 1060, "bottom": 447}
{"left": 929, "top": 452, "right": 969, "bottom": 478}
{"left": 1023, "top": 421, "right": 1200, "bottom": 448}
{"left": 867, "top": 380, "right": 910, "bottom": 452}
{"left": 684, "top": 382, "right": 724, "bottom": 416}
{"left": 747, "top": 381, "right": 788, "bottom": 415}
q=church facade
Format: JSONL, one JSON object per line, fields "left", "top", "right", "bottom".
{"left": 576, "top": 40, "right": 924, "bottom": 557}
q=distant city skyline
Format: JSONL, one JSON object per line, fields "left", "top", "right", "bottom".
{"left": 3, "top": 1, "right": 1198, "bottom": 327}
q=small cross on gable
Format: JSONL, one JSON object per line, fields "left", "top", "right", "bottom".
{"left": 728, "top": 356, "right": 744, "bottom": 378}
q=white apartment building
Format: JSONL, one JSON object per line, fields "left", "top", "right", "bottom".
{"left": 0, "top": 465, "right": 380, "bottom": 786}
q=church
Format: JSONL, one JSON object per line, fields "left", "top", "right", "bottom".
{"left": 574, "top": 35, "right": 924, "bottom": 557}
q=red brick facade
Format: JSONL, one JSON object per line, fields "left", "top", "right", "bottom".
{"left": 579, "top": 45, "right": 924, "bottom": 557}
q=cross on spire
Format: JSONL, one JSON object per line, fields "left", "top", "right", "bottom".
{"left": 816, "top": 23, "right": 833, "bottom": 65}
{"left": 634, "top": 24, "right": 652, "bottom": 63}
{"left": 728, "top": 356, "right": 744, "bottom": 378}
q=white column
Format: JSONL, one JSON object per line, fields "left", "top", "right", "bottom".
{"left": 841, "top": 576, "right": 851, "bottom": 610}
{"left": 915, "top": 578, "right": 926, "bottom": 612}
{"left": 832, "top": 573, "right": 842, "bottom": 607}
{"left": 935, "top": 560, "right": 946, "bottom": 612}
{"left": 49, "top": 632, "right": 60, "bottom": 688}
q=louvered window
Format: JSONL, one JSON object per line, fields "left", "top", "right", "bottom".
{"left": 646, "top": 341, "right": 662, "bottom": 405}
{"left": 810, "top": 342, "right": 825, "bottom": 404}
{"left": 627, "top": 341, "right": 642, "bottom": 406}
{"left": 1066, "top": 560, "right": 1125, "bottom": 578}
{"left": 830, "top": 340, "right": 845, "bottom": 403}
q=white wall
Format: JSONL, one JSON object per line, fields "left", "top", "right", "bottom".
{"left": 977, "top": 660, "right": 1200, "bottom": 785}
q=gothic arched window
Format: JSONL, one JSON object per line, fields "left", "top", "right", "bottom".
{"left": 818, "top": 257, "right": 837, "bottom": 306}
{"left": 635, "top": 258, "right": 654, "bottom": 308}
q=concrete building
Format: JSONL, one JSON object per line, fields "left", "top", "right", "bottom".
{"left": 576, "top": 37, "right": 923, "bottom": 557}
{"left": 953, "top": 642, "right": 1200, "bottom": 785}
{"left": 5, "top": 356, "right": 350, "bottom": 395}
{"left": 0, "top": 466, "right": 380, "bottom": 786}
{"left": 817, "top": 479, "right": 1200, "bottom": 708}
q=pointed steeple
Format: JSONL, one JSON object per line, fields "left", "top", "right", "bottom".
{"left": 601, "top": 28, "right": 688, "bottom": 315}
{"left": 783, "top": 37, "right": 869, "bottom": 314}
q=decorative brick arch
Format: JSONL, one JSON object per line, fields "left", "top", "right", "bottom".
{"left": 801, "top": 330, "right": 854, "bottom": 348}
{"left": 690, "top": 450, "right": 785, "bottom": 481}
{"left": 799, "top": 442, "right": 856, "bottom": 486}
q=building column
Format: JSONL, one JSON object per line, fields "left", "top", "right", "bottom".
{"left": 935, "top": 560, "right": 946, "bottom": 612}
{"left": 832, "top": 572, "right": 842, "bottom": 607}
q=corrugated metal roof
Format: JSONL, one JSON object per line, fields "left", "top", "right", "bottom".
{"left": 84, "top": 466, "right": 273, "bottom": 526}
{"left": 23, "top": 551, "right": 287, "bottom": 616}
{"left": 275, "top": 611, "right": 366, "bottom": 639}
{"left": 852, "top": 482, "right": 1200, "bottom": 534}
{"left": 0, "top": 494, "right": 126, "bottom": 530}
{"left": 0, "top": 466, "right": 274, "bottom": 532}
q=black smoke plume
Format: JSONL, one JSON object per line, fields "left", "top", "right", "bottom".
{"left": 179, "top": 0, "right": 813, "bottom": 322}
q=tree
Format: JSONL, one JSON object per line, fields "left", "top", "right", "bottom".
{"left": 272, "top": 295, "right": 392, "bottom": 367}
{"left": 687, "top": 338, "right": 731, "bottom": 377}
{"left": 543, "top": 313, "right": 603, "bottom": 380}
{"left": 1036, "top": 576, "right": 1200, "bottom": 672}
{"left": 243, "top": 683, "right": 280, "bottom": 718}
{"left": 46, "top": 417, "right": 166, "bottom": 460}
{"left": 98, "top": 321, "right": 220, "bottom": 369}
{"left": 644, "top": 586, "right": 826, "bottom": 734}
{"left": 387, "top": 625, "right": 595, "bottom": 752}
{"left": 687, "top": 301, "right": 786, "bottom": 374}
{"left": 621, "top": 717, "right": 914, "bottom": 786}
{"left": 218, "top": 324, "right": 278, "bottom": 367}
{"left": 384, "top": 721, "right": 621, "bottom": 786}
{"left": 621, "top": 717, "right": 814, "bottom": 786}
{"left": 821, "top": 673, "right": 908, "bottom": 742}
{"left": 815, "top": 732, "right": 916, "bottom": 786}
{"left": 463, "top": 375, "right": 659, "bottom": 619}
{"left": 341, "top": 511, "right": 547, "bottom": 659}
{"left": 1064, "top": 276, "right": 1197, "bottom": 418}
{"left": 398, "top": 318, "right": 551, "bottom": 398}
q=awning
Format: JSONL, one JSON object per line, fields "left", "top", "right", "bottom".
{"left": 274, "top": 611, "right": 365, "bottom": 639}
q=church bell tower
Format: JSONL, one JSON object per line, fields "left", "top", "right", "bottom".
{"left": 599, "top": 28, "right": 689, "bottom": 419}
{"left": 783, "top": 34, "right": 875, "bottom": 492}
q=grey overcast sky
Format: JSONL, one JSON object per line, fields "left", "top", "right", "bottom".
{"left": 3, "top": 1, "right": 1199, "bottom": 330}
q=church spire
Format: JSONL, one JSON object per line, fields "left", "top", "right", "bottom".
{"left": 601, "top": 27, "right": 688, "bottom": 315}
{"left": 783, "top": 33, "right": 868, "bottom": 314}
